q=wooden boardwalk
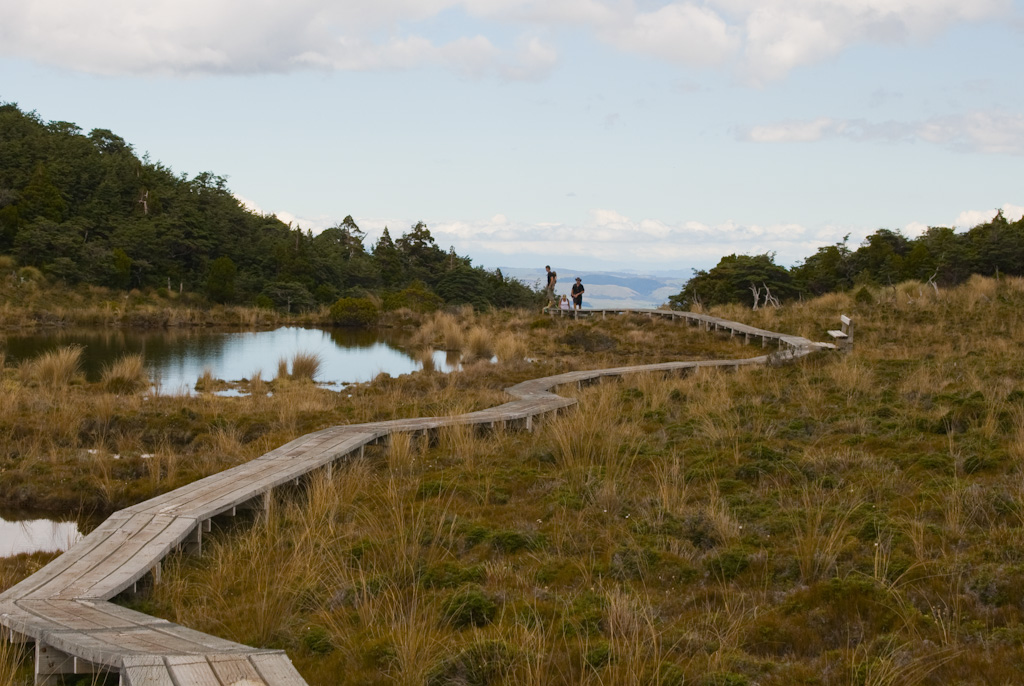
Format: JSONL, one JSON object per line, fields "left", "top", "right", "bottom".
{"left": 0, "top": 309, "right": 828, "bottom": 685}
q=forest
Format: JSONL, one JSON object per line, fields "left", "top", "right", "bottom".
{"left": 670, "top": 212, "right": 1024, "bottom": 309}
{"left": 0, "top": 102, "right": 538, "bottom": 312}
{"left": 3, "top": 100, "right": 1020, "bottom": 316}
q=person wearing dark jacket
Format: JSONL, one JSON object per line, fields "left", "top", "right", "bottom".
{"left": 571, "top": 277, "right": 584, "bottom": 310}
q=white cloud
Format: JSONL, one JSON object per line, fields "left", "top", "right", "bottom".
{"left": 919, "top": 111, "right": 1024, "bottom": 155}
{"left": 741, "top": 110, "right": 1024, "bottom": 154}
{"left": 715, "top": 0, "right": 1012, "bottom": 82}
{"left": 903, "top": 221, "right": 929, "bottom": 237}
{"left": 598, "top": 3, "right": 739, "bottom": 67}
{"left": 233, "top": 194, "right": 334, "bottom": 232}
{"left": 0, "top": 1, "right": 551, "bottom": 79}
{"left": 0, "top": 0, "right": 1013, "bottom": 80}
{"left": 953, "top": 203, "right": 1024, "bottom": 228}
{"left": 745, "top": 117, "right": 839, "bottom": 142}
{"left": 412, "top": 210, "right": 871, "bottom": 269}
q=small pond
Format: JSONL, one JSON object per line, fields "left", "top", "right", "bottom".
{"left": 0, "top": 327, "right": 465, "bottom": 554}
{"left": 2, "top": 326, "right": 461, "bottom": 394}
{"left": 0, "top": 511, "right": 84, "bottom": 557}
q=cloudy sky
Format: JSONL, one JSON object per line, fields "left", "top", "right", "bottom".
{"left": 2, "top": 0, "right": 1022, "bottom": 274}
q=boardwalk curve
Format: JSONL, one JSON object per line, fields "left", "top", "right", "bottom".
{"left": 1, "top": 309, "right": 828, "bottom": 685}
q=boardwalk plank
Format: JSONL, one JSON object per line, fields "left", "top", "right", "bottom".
{"left": 166, "top": 655, "right": 222, "bottom": 686}
{"left": 122, "top": 656, "right": 176, "bottom": 686}
{"left": 249, "top": 653, "right": 308, "bottom": 686}
{"left": 19, "top": 513, "right": 166, "bottom": 600}
{"left": 36, "top": 515, "right": 183, "bottom": 600}
{"left": 209, "top": 654, "right": 269, "bottom": 685}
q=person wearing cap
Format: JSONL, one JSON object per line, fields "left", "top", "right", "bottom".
{"left": 571, "top": 277, "right": 585, "bottom": 310}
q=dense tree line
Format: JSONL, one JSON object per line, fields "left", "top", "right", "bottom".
{"left": 0, "top": 103, "right": 538, "bottom": 311}
{"left": 670, "top": 212, "right": 1024, "bottom": 309}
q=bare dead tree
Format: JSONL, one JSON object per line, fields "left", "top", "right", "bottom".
{"left": 762, "top": 282, "right": 781, "bottom": 308}
{"left": 927, "top": 270, "right": 939, "bottom": 295}
{"left": 749, "top": 283, "right": 762, "bottom": 310}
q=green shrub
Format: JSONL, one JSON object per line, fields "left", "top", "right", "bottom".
{"left": 559, "top": 328, "right": 616, "bottom": 352}
{"left": 702, "top": 672, "right": 749, "bottom": 686}
{"left": 361, "top": 637, "right": 398, "bottom": 669}
{"left": 381, "top": 281, "right": 443, "bottom": 313}
{"left": 441, "top": 587, "right": 498, "bottom": 629}
{"left": 585, "top": 640, "right": 612, "bottom": 668}
{"left": 420, "top": 562, "right": 486, "bottom": 589}
{"left": 706, "top": 547, "right": 750, "bottom": 580}
{"left": 300, "top": 624, "right": 333, "bottom": 654}
{"left": 329, "top": 297, "right": 380, "bottom": 326}
{"left": 17, "top": 265, "right": 44, "bottom": 283}
{"left": 427, "top": 640, "right": 513, "bottom": 686}
{"left": 490, "top": 529, "right": 543, "bottom": 554}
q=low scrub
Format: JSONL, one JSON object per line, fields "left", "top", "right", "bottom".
{"left": 329, "top": 297, "right": 379, "bottom": 326}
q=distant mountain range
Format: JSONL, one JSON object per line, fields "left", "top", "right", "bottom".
{"left": 500, "top": 267, "right": 688, "bottom": 309}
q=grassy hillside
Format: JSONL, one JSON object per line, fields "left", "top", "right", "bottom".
{"left": 5, "top": 277, "right": 1024, "bottom": 685}
{"left": 129, "top": 277, "right": 1024, "bottom": 685}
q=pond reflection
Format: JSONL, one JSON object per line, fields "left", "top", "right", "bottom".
{"left": 2, "top": 327, "right": 457, "bottom": 394}
{"left": 0, "top": 512, "right": 82, "bottom": 557}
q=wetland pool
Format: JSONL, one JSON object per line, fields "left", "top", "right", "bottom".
{"left": 3, "top": 326, "right": 461, "bottom": 394}
{"left": 0, "top": 512, "right": 84, "bottom": 557}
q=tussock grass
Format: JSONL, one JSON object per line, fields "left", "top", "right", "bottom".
{"left": 290, "top": 351, "right": 322, "bottom": 381}
{"left": 19, "top": 344, "right": 83, "bottom": 387}
{"left": 0, "top": 629, "right": 27, "bottom": 686}
{"left": 15, "top": 279, "right": 1024, "bottom": 684}
{"left": 101, "top": 353, "right": 148, "bottom": 394}
{"left": 463, "top": 325, "right": 493, "bottom": 361}
{"left": 249, "top": 370, "right": 267, "bottom": 396}
{"left": 439, "top": 316, "right": 465, "bottom": 351}
{"left": 492, "top": 332, "right": 527, "bottom": 364}
{"left": 416, "top": 347, "right": 436, "bottom": 372}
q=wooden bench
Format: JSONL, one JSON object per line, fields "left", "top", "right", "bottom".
{"left": 827, "top": 314, "right": 853, "bottom": 351}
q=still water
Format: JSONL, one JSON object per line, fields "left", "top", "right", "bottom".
{"left": 0, "top": 512, "right": 83, "bottom": 557}
{"left": 3, "top": 326, "right": 458, "bottom": 394}
{"left": 1, "top": 327, "right": 463, "bottom": 555}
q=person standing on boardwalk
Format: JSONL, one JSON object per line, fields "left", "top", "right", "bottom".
{"left": 544, "top": 265, "right": 557, "bottom": 309}
{"left": 571, "top": 277, "right": 585, "bottom": 310}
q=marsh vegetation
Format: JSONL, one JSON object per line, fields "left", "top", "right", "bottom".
{"left": 6, "top": 278, "right": 1024, "bottom": 685}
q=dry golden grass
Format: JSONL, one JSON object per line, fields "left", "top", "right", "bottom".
{"left": 100, "top": 353, "right": 148, "bottom": 394}
{"left": 290, "top": 351, "right": 323, "bottom": 381}
{"left": 437, "top": 313, "right": 465, "bottom": 352}
{"left": 19, "top": 344, "right": 83, "bottom": 388}
{"left": 13, "top": 279, "right": 1024, "bottom": 684}
{"left": 463, "top": 326, "right": 493, "bottom": 361}
{"left": 492, "top": 332, "right": 528, "bottom": 365}
{"left": 0, "top": 629, "right": 26, "bottom": 686}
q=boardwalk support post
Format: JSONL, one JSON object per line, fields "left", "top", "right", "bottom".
{"left": 184, "top": 523, "right": 202, "bottom": 556}
{"left": 35, "top": 643, "right": 75, "bottom": 686}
